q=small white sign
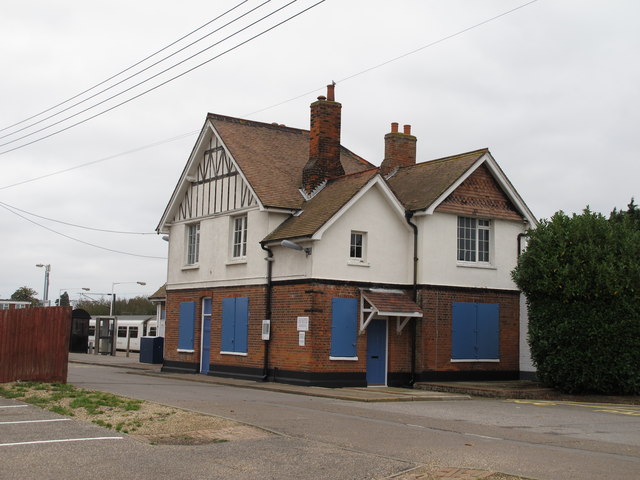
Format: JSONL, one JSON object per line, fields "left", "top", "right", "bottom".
{"left": 298, "top": 331, "right": 305, "bottom": 346}
{"left": 297, "top": 316, "right": 309, "bottom": 331}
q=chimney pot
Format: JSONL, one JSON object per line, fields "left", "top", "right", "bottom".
{"left": 326, "top": 84, "right": 335, "bottom": 102}
{"left": 317, "top": 95, "right": 326, "bottom": 101}
{"left": 380, "top": 122, "right": 417, "bottom": 176}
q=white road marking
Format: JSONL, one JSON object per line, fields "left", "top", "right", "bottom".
{"left": 0, "top": 405, "right": 29, "bottom": 409}
{"left": 0, "top": 436, "right": 123, "bottom": 447}
{"left": 0, "top": 418, "right": 72, "bottom": 425}
{"left": 464, "top": 432, "right": 502, "bottom": 441}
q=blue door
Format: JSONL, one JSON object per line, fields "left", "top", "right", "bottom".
{"left": 200, "top": 298, "right": 212, "bottom": 374}
{"left": 366, "top": 319, "right": 387, "bottom": 385}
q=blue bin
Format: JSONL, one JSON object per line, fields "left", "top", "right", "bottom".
{"left": 140, "top": 337, "right": 164, "bottom": 364}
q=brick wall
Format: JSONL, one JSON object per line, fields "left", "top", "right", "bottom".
{"left": 164, "top": 281, "right": 519, "bottom": 385}
{"left": 416, "top": 285, "right": 520, "bottom": 380}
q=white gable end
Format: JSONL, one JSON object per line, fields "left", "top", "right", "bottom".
{"left": 173, "top": 131, "right": 258, "bottom": 223}
{"left": 158, "top": 122, "right": 260, "bottom": 232}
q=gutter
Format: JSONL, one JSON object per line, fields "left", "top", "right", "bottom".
{"left": 405, "top": 211, "right": 419, "bottom": 386}
{"left": 260, "top": 242, "right": 274, "bottom": 381}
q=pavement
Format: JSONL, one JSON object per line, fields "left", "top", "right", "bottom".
{"left": 68, "top": 351, "right": 551, "bottom": 403}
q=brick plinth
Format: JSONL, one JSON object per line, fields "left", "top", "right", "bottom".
{"left": 163, "top": 281, "right": 520, "bottom": 386}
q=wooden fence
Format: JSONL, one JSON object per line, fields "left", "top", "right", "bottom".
{"left": 0, "top": 307, "right": 72, "bottom": 383}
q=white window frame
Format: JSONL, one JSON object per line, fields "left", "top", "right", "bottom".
{"left": 231, "top": 215, "right": 248, "bottom": 260}
{"left": 186, "top": 222, "right": 200, "bottom": 266}
{"left": 349, "top": 231, "right": 367, "bottom": 263}
{"left": 457, "top": 217, "right": 491, "bottom": 264}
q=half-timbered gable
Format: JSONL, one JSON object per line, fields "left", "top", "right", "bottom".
{"left": 173, "top": 134, "right": 258, "bottom": 223}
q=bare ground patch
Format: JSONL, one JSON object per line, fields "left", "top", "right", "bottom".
{"left": 0, "top": 381, "right": 271, "bottom": 445}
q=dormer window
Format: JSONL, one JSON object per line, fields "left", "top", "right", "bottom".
{"left": 457, "top": 217, "right": 490, "bottom": 263}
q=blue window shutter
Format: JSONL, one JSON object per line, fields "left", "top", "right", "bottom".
{"left": 235, "top": 297, "right": 249, "bottom": 353}
{"left": 221, "top": 298, "right": 236, "bottom": 352}
{"left": 331, "top": 298, "right": 358, "bottom": 357}
{"left": 452, "top": 302, "right": 477, "bottom": 359}
{"left": 476, "top": 303, "right": 500, "bottom": 359}
{"left": 178, "top": 301, "right": 196, "bottom": 350}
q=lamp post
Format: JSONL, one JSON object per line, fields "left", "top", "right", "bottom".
{"left": 35, "top": 264, "right": 51, "bottom": 306}
{"left": 58, "top": 287, "right": 90, "bottom": 307}
{"left": 110, "top": 281, "right": 146, "bottom": 316}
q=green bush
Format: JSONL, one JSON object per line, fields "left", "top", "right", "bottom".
{"left": 512, "top": 208, "right": 640, "bottom": 394}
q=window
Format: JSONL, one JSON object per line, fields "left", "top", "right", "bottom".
{"left": 118, "top": 326, "right": 127, "bottom": 338}
{"left": 148, "top": 327, "right": 157, "bottom": 336}
{"left": 452, "top": 302, "right": 499, "bottom": 361}
{"left": 129, "top": 327, "right": 138, "bottom": 338}
{"left": 88, "top": 325, "right": 95, "bottom": 336}
{"left": 221, "top": 297, "right": 249, "bottom": 354}
{"left": 0, "top": 304, "right": 8, "bottom": 310}
{"left": 330, "top": 297, "right": 358, "bottom": 359}
{"left": 178, "top": 301, "right": 196, "bottom": 351}
{"left": 232, "top": 215, "right": 247, "bottom": 259}
{"left": 457, "top": 217, "right": 490, "bottom": 263}
{"left": 186, "top": 223, "right": 200, "bottom": 265}
{"left": 349, "top": 231, "right": 366, "bottom": 261}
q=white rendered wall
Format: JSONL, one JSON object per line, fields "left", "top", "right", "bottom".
{"left": 309, "top": 184, "right": 412, "bottom": 285}
{"left": 166, "top": 208, "right": 293, "bottom": 289}
{"left": 417, "top": 212, "right": 525, "bottom": 290}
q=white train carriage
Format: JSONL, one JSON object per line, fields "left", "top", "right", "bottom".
{"left": 88, "top": 316, "right": 157, "bottom": 352}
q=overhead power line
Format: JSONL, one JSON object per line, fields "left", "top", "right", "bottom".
{"left": 0, "top": 0, "right": 250, "bottom": 135}
{"left": 247, "top": 0, "right": 540, "bottom": 116}
{"left": 0, "top": 130, "right": 198, "bottom": 191}
{"left": 0, "top": 0, "right": 537, "bottom": 187}
{"left": 0, "top": 200, "right": 156, "bottom": 234}
{"left": 0, "top": 0, "right": 272, "bottom": 142}
{"left": 0, "top": 0, "right": 326, "bottom": 156}
{"left": 0, "top": 203, "right": 166, "bottom": 259}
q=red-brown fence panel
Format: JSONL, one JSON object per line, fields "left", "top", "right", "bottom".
{"left": 0, "top": 307, "right": 72, "bottom": 383}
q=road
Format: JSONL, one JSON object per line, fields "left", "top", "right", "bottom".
{"left": 4, "top": 364, "right": 639, "bottom": 479}
{"left": 60, "top": 364, "right": 640, "bottom": 479}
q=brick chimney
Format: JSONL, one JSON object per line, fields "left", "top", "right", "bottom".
{"left": 302, "top": 84, "right": 344, "bottom": 195}
{"left": 380, "top": 122, "right": 417, "bottom": 176}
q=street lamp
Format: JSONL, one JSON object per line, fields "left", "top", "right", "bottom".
{"left": 58, "top": 287, "right": 90, "bottom": 306}
{"left": 110, "top": 281, "right": 146, "bottom": 315}
{"left": 35, "top": 264, "right": 51, "bottom": 306}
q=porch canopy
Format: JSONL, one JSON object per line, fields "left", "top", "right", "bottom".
{"left": 360, "top": 288, "right": 423, "bottom": 334}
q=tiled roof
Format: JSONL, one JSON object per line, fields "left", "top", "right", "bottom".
{"left": 148, "top": 284, "right": 166, "bottom": 300}
{"left": 361, "top": 289, "right": 423, "bottom": 316}
{"left": 209, "top": 114, "right": 373, "bottom": 210}
{"left": 262, "top": 168, "right": 379, "bottom": 243}
{"left": 386, "top": 148, "right": 488, "bottom": 211}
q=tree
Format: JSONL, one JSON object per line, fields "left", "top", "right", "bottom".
{"left": 56, "top": 291, "right": 70, "bottom": 307}
{"left": 610, "top": 197, "right": 640, "bottom": 229}
{"left": 512, "top": 208, "right": 640, "bottom": 394}
{"left": 10, "top": 286, "right": 39, "bottom": 306}
{"left": 74, "top": 296, "right": 155, "bottom": 316}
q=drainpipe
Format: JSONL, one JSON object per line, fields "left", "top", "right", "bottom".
{"left": 260, "top": 242, "right": 274, "bottom": 381}
{"left": 405, "top": 211, "right": 419, "bottom": 386}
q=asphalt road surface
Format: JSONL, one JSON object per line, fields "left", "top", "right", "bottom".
{"left": 3, "top": 364, "right": 639, "bottom": 479}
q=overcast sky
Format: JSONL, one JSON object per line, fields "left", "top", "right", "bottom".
{"left": 1, "top": 0, "right": 638, "bottom": 303}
